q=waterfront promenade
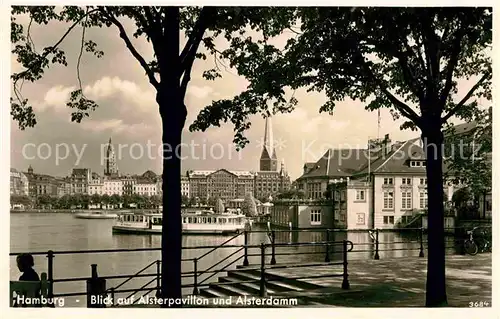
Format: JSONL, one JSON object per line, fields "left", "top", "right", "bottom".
{"left": 270, "top": 253, "right": 492, "bottom": 307}
{"left": 129, "top": 253, "right": 491, "bottom": 308}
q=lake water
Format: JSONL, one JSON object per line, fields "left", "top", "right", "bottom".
{"left": 10, "top": 212, "right": 457, "bottom": 307}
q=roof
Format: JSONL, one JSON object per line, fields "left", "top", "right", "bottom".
{"left": 298, "top": 149, "right": 371, "bottom": 179}
{"left": 189, "top": 169, "right": 255, "bottom": 178}
{"left": 361, "top": 138, "right": 428, "bottom": 174}
{"left": 445, "top": 121, "right": 478, "bottom": 137}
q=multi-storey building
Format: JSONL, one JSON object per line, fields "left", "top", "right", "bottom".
{"left": 133, "top": 183, "right": 157, "bottom": 197}
{"left": 188, "top": 169, "right": 255, "bottom": 201}
{"left": 254, "top": 162, "right": 291, "bottom": 200}
{"left": 103, "top": 178, "right": 123, "bottom": 196}
{"left": 71, "top": 168, "right": 91, "bottom": 195}
{"left": 56, "top": 177, "right": 72, "bottom": 197}
{"left": 10, "top": 168, "right": 29, "bottom": 196}
{"left": 23, "top": 166, "right": 59, "bottom": 198}
{"left": 181, "top": 175, "right": 189, "bottom": 197}
{"left": 291, "top": 134, "right": 462, "bottom": 230}
{"left": 121, "top": 175, "right": 136, "bottom": 196}
{"left": 88, "top": 173, "right": 103, "bottom": 195}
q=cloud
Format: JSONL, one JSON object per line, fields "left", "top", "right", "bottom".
{"left": 83, "top": 76, "right": 155, "bottom": 112}
{"left": 80, "top": 119, "right": 124, "bottom": 132}
{"left": 43, "top": 85, "right": 75, "bottom": 111}
{"left": 328, "top": 119, "right": 350, "bottom": 131}
{"left": 188, "top": 84, "right": 214, "bottom": 99}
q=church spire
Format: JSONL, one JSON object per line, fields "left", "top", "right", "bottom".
{"left": 104, "top": 137, "right": 119, "bottom": 177}
{"left": 260, "top": 116, "right": 278, "bottom": 171}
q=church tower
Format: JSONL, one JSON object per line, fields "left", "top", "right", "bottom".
{"left": 259, "top": 117, "right": 278, "bottom": 171}
{"left": 104, "top": 137, "right": 119, "bottom": 177}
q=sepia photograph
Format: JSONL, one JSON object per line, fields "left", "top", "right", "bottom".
{"left": 6, "top": 3, "right": 493, "bottom": 311}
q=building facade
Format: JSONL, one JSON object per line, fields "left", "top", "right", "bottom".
{"left": 121, "top": 175, "right": 137, "bottom": 196}
{"left": 103, "top": 179, "right": 124, "bottom": 196}
{"left": 10, "top": 168, "right": 29, "bottom": 196}
{"left": 23, "top": 166, "right": 59, "bottom": 197}
{"left": 133, "top": 183, "right": 157, "bottom": 196}
{"left": 188, "top": 169, "right": 255, "bottom": 200}
{"left": 71, "top": 168, "right": 91, "bottom": 195}
{"left": 271, "top": 199, "right": 334, "bottom": 229}
{"left": 181, "top": 176, "right": 190, "bottom": 197}
{"left": 56, "top": 177, "right": 72, "bottom": 197}
{"left": 291, "top": 134, "right": 462, "bottom": 230}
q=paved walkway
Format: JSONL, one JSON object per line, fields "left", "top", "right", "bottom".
{"left": 266, "top": 253, "right": 492, "bottom": 307}
{"left": 122, "top": 253, "right": 491, "bottom": 308}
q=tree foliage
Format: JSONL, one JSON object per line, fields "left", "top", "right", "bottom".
{"left": 215, "top": 197, "right": 225, "bottom": 214}
{"left": 242, "top": 192, "right": 258, "bottom": 217}
{"left": 191, "top": 8, "right": 491, "bottom": 140}
{"left": 444, "top": 108, "right": 492, "bottom": 196}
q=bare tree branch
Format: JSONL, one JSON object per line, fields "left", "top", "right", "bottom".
{"left": 180, "top": 60, "right": 194, "bottom": 101}
{"left": 12, "top": 8, "right": 99, "bottom": 84}
{"left": 439, "top": 28, "right": 465, "bottom": 106}
{"left": 351, "top": 39, "right": 422, "bottom": 125}
{"left": 441, "top": 71, "right": 491, "bottom": 123}
{"left": 101, "top": 8, "right": 160, "bottom": 89}
{"left": 76, "top": 8, "right": 89, "bottom": 97}
{"left": 180, "top": 7, "right": 216, "bottom": 69}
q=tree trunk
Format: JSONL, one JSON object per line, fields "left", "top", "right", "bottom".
{"left": 422, "top": 124, "right": 448, "bottom": 307}
{"left": 158, "top": 6, "right": 184, "bottom": 306}
{"left": 158, "top": 91, "right": 186, "bottom": 305}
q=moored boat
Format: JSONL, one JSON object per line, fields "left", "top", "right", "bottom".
{"left": 112, "top": 210, "right": 247, "bottom": 235}
{"left": 74, "top": 210, "right": 118, "bottom": 219}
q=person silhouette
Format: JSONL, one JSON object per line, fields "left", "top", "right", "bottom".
{"left": 14, "top": 253, "right": 41, "bottom": 307}
{"left": 17, "top": 253, "right": 40, "bottom": 282}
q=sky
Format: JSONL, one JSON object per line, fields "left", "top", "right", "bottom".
{"left": 9, "top": 11, "right": 488, "bottom": 180}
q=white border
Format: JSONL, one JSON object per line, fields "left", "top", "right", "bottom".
{"left": 1, "top": 1, "right": 498, "bottom": 318}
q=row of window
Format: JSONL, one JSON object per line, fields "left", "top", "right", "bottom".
{"left": 383, "top": 178, "right": 427, "bottom": 185}
{"left": 409, "top": 161, "right": 426, "bottom": 167}
{"left": 383, "top": 191, "right": 428, "bottom": 209}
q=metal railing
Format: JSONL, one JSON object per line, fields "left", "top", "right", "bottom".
{"left": 10, "top": 226, "right": 488, "bottom": 307}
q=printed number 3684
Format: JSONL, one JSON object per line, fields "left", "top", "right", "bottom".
{"left": 469, "top": 301, "right": 489, "bottom": 307}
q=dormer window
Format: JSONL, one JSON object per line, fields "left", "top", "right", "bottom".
{"left": 410, "top": 160, "right": 425, "bottom": 167}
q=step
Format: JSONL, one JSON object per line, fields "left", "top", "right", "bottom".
{"left": 218, "top": 276, "right": 278, "bottom": 295}
{"left": 226, "top": 271, "right": 304, "bottom": 293}
{"left": 232, "top": 268, "right": 324, "bottom": 290}
{"left": 199, "top": 287, "right": 227, "bottom": 298}
{"left": 208, "top": 281, "right": 253, "bottom": 296}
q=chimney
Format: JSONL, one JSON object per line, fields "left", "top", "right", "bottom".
{"left": 384, "top": 134, "right": 391, "bottom": 156}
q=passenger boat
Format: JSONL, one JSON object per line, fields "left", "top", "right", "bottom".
{"left": 112, "top": 210, "right": 247, "bottom": 235}
{"left": 74, "top": 210, "right": 119, "bottom": 219}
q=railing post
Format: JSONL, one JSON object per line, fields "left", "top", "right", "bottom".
{"left": 46, "top": 250, "right": 55, "bottom": 307}
{"left": 341, "top": 240, "right": 350, "bottom": 290}
{"left": 156, "top": 260, "right": 161, "bottom": 297}
{"left": 270, "top": 230, "right": 276, "bottom": 265}
{"left": 86, "top": 264, "right": 106, "bottom": 308}
{"left": 324, "top": 230, "right": 331, "bottom": 262}
{"left": 243, "top": 230, "right": 249, "bottom": 266}
{"left": 374, "top": 229, "right": 380, "bottom": 260}
{"left": 192, "top": 258, "right": 199, "bottom": 295}
{"left": 419, "top": 227, "right": 425, "bottom": 257}
{"left": 259, "top": 243, "right": 267, "bottom": 297}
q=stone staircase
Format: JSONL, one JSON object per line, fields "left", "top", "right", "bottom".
{"left": 199, "top": 265, "right": 323, "bottom": 301}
